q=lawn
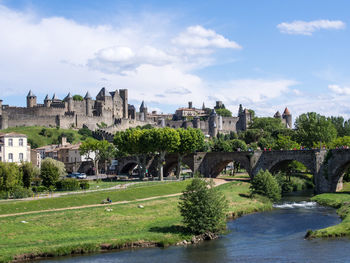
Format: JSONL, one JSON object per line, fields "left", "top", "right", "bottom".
{"left": 0, "top": 181, "right": 272, "bottom": 263}
{"left": 309, "top": 193, "right": 350, "bottom": 238}
{"left": 0, "top": 181, "right": 190, "bottom": 215}
{"left": 1, "top": 126, "right": 83, "bottom": 148}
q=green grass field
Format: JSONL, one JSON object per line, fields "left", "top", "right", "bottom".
{"left": 0, "top": 181, "right": 189, "bottom": 215}
{"left": 0, "top": 180, "right": 272, "bottom": 263}
{"left": 310, "top": 193, "right": 350, "bottom": 238}
{"left": 1, "top": 126, "right": 83, "bottom": 148}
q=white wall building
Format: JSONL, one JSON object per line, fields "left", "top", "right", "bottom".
{"left": 0, "top": 133, "right": 30, "bottom": 163}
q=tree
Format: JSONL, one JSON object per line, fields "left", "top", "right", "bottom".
{"left": 329, "top": 136, "right": 350, "bottom": 149}
{"left": 153, "top": 128, "right": 180, "bottom": 180}
{"left": 21, "top": 162, "right": 40, "bottom": 188}
{"left": 229, "top": 139, "right": 248, "bottom": 151}
{"left": 178, "top": 178, "right": 228, "bottom": 234}
{"left": 250, "top": 170, "right": 281, "bottom": 201}
{"left": 79, "top": 138, "right": 115, "bottom": 175}
{"left": 40, "top": 158, "right": 66, "bottom": 187}
{"left": 78, "top": 127, "right": 93, "bottom": 140}
{"left": 73, "top": 94, "right": 83, "bottom": 101}
{"left": 0, "top": 163, "right": 22, "bottom": 192}
{"left": 211, "top": 138, "right": 231, "bottom": 152}
{"left": 294, "top": 112, "right": 337, "bottom": 148}
{"left": 176, "top": 128, "right": 204, "bottom": 178}
{"left": 273, "top": 135, "right": 300, "bottom": 150}
{"left": 249, "top": 117, "right": 285, "bottom": 133}
{"left": 215, "top": 108, "right": 232, "bottom": 117}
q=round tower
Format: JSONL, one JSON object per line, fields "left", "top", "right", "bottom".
{"left": 44, "top": 94, "right": 52, "bottom": 108}
{"left": 282, "top": 107, "right": 292, "bottom": 128}
{"left": 209, "top": 109, "right": 218, "bottom": 137}
{"left": 26, "top": 90, "right": 37, "bottom": 108}
{"left": 84, "top": 92, "right": 92, "bottom": 116}
{"left": 64, "top": 93, "right": 73, "bottom": 112}
{"left": 193, "top": 116, "right": 201, "bottom": 129}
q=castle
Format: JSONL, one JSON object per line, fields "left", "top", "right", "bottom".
{"left": 0, "top": 88, "right": 292, "bottom": 137}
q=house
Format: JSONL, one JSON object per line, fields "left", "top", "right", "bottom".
{"left": 0, "top": 132, "right": 30, "bottom": 163}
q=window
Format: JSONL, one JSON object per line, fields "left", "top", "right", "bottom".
{"left": 19, "top": 139, "right": 23, "bottom": 146}
{"left": 8, "top": 153, "right": 13, "bottom": 162}
{"left": 8, "top": 139, "right": 13, "bottom": 147}
{"left": 19, "top": 153, "right": 23, "bottom": 161}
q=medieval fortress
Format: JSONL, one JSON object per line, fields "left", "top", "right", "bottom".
{"left": 0, "top": 88, "right": 292, "bottom": 137}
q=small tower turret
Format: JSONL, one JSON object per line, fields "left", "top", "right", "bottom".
{"left": 282, "top": 107, "right": 292, "bottom": 128}
{"left": 84, "top": 92, "right": 92, "bottom": 117}
{"left": 44, "top": 94, "right": 52, "bottom": 108}
{"left": 209, "top": 109, "right": 218, "bottom": 137}
{"left": 119, "top": 89, "right": 128, "bottom": 119}
{"left": 64, "top": 93, "right": 73, "bottom": 112}
{"left": 139, "top": 101, "right": 148, "bottom": 121}
{"left": 26, "top": 90, "right": 37, "bottom": 108}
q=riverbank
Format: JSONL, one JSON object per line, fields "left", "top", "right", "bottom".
{"left": 0, "top": 180, "right": 272, "bottom": 263}
{"left": 307, "top": 193, "right": 350, "bottom": 238}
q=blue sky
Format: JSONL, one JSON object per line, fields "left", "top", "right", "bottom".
{"left": 1, "top": 0, "right": 350, "bottom": 119}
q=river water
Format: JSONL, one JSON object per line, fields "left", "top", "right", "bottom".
{"left": 40, "top": 191, "right": 350, "bottom": 263}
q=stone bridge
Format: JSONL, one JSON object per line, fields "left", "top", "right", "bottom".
{"left": 116, "top": 149, "right": 350, "bottom": 193}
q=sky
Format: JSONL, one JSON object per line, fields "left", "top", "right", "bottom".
{"left": 0, "top": 0, "right": 350, "bottom": 119}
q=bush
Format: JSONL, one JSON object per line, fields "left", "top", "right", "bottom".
{"left": 40, "top": 158, "right": 66, "bottom": 187}
{"left": 79, "top": 181, "right": 90, "bottom": 190}
{"left": 0, "top": 191, "right": 9, "bottom": 199}
{"left": 21, "top": 162, "right": 40, "bottom": 188}
{"left": 10, "top": 186, "right": 33, "bottom": 199}
{"left": 0, "top": 162, "right": 23, "bottom": 192}
{"left": 178, "top": 178, "right": 228, "bottom": 234}
{"left": 250, "top": 170, "right": 281, "bottom": 201}
{"left": 56, "top": 179, "right": 80, "bottom": 191}
{"left": 32, "top": 185, "right": 48, "bottom": 193}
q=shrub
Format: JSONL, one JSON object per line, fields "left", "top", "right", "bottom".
{"left": 21, "top": 162, "right": 40, "bottom": 188}
{"left": 178, "top": 178, "right": 228, "bottom": 234}
{"left": 10, "top": 186, "right": 33, "bottom": 199}
{"left": 0, "top": 162, "right": 22, "bottom": 192}
{"left": 250, "top": 170, "right": 281, "bottom": 201}
{"left": 40, "top": 158, "right": 66, "bottom": 187}
{"left": 32, "top": 185, "right": 48, "bottom": 193}
{"left": 56, "top": 179, "right": 80, "bottom": 191}
{"left": 0, "top": 191, "right": 9, "bottom": 199}
{"left": 79, "top": 181, "right": 90, "bottom": 190}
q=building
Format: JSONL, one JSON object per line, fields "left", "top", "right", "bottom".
{"left": 0, "top": 132, "right": 30, "bottom": 163}
{"left": 0, "top": 88, "right": 131, "bottom": 130}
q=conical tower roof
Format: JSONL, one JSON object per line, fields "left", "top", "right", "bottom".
{"left": 52, "top": 93, "right": 59, "bottom": 100}
{"left": 283, "top": 107, "right": 291, "bottom": 115}
{"left": 27, "top": 90, "right": 35, "bottom": 97}
{"left": 64, "top": 92, "right": 72, "bottom": 101}
{"left": 84, "top": 91, "right": 92, "bottom": 100}
{"left": 274, "top": 111, "right": 281, "bottom": 118}
{"left": 44, "top": 94, "right": 50, "bottom": 101}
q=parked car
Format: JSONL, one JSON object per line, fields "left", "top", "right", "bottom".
{"left": 67, "top": 172, "right": 81, "bottom": 178}
{"left": 77, "top": 173, "right": 87, "bottom": 179}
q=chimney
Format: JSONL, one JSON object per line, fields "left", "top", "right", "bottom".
{"left": 61, "top": 136, "right": 67, "bottom": 146}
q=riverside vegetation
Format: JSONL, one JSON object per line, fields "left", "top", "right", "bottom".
{"left": 0, "top": 180, "right": 272, "bottom": 263}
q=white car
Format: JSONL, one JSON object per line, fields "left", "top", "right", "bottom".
{"left": 77, "top": 173, "right": 87, "bottom": 179}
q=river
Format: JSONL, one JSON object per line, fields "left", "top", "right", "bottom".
{"left": 40, "top": 191, "right": 350, "bottom": 263}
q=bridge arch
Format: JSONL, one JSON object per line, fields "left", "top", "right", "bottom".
{"left": 119, "top": 161, "right": 138, "bottom": 175}
{"left": 201, "top": 152, "right": 251, "bottom": 178}
{"left": 327, "top": 150, "right": 350, "bottom": 192}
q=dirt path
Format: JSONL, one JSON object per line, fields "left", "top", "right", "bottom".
{"left": 0, "top": 179, "right": 230, "bottom": 218}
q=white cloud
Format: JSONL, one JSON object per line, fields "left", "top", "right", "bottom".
{"left": 277, "top": 20, "right": 345, "bottom": 35}
{"left": 172, "top": 25, "right": 242, "bottom": 54}
{"left": 328, "top": 84, "right": 350, "bottom": 95}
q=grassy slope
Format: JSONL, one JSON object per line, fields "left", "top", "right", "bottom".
{"left": 0, "top": 181, "right": 272, "bottom": 262}
{"left": 1, "top": 126, "right": 82, "bottom": 148}
{"left": 0, "top": 181, "right": 189, "bottom": 215}
{"left": 310, "top": 192, "right": 350, "bottom": 238}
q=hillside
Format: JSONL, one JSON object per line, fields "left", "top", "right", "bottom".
{"left": 0, "top": 126, "right": 84, "bottom": 148}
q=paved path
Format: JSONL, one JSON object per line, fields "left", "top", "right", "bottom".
{"left": 0, "top": 179, "right": 229, "bottom": 218}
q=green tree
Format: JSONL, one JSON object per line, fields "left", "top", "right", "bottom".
{"left": 78, "top": 127, "right": 93, "bottom": 140}
{"left": 273, "top": 135, "right": 300, "bottom": 150}
{"left": 178, "top": 178, "right": 228, "bottom": 234}
{"left": 215, "top": 108, "right": 232, "bottom": 117}
{"left": 21, "top": 162, "right": 40, "bottom": 188}
{"left": 73, "top": 94, "right": 83, "bottom": 101}
{"left": 153, "top": 128, "right": 180, "bottom": 180}
{"left": 0, "top": 163, "right": 22, "bottom": 192}
{"left": 250, "top": 170, "right": 281, "bottom": 201}
{"left": 211, "top": 138, "right": 231, "bottom": 152}
{"left": 79, "top": 138, "right": 115, "bottom": 175}
{"left": 329, "top": 136, "right": 350, "bottom": 148}
{"left": 176, "top": 128, "right": 204, "bottom": 178}
{"left": 229, "top": 139, "right": 248, "bottom": 151}
{"left": 294, "top": 112, "right": 337, "bottom": 148}
{"left": 40, "top": 158, "right": 66, "bottom": 187}
{"left": 249, "top": 117, "right": 285, "bottom": 133}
